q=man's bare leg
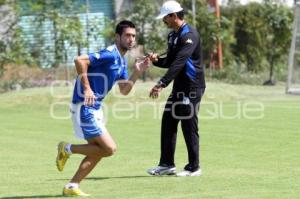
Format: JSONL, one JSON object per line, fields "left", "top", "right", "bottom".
{"left": 70, "top": 131, "right": 116, "bottom": 184}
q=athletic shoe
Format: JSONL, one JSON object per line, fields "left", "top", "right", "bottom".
{"left": 63, "top": 187, "right": 90, "bottom": 197}
{"left": 176, "top": 168, "right": 202, "bottom": 177}
{"left": 147, "top": 166, "right": 176, "bottom": 176}
{"left": 56, "top": 141, "right": 70, "bottom": 172}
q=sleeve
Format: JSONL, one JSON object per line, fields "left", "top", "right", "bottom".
{"left": 159, "top": 32, "right": 198, "bottom": 87}
{"left": 153, "top": 57, "right": 169, "bottom": 68}
{"left": 88, "top": 50, "right": 115, "bottom": 68}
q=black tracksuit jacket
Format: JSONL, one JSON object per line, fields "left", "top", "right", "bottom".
{"left": 153, "top": 23, "right": 206, "bottom": 96}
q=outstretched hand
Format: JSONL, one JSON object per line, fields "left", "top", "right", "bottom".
{"left": 148, "top": 53, "right": 159, "bottom": 62}
{"left": 134, "top": 57, "right": 150, "bottom": 74}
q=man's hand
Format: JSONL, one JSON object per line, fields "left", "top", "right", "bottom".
{"left": 84, "top": 88, "right": 96, "bottom": 106}
{"left": 134, "top": 57, "right": 150, "bottom": 74}
{"left": 149, "top": 85, "right": 162, "bottom": 99}
{"left": 148, "top": 53, "right": 159, "bottom": 62}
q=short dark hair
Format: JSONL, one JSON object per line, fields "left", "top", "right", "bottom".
{"left": 176, "top": 10, "right": 184, "bottom": 20}
{"left": 115, "top": 20, "right": 135, "bottom": 36}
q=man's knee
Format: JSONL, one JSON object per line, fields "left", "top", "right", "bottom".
{"left": 103, "top": 145, "right": 117, "bottom": 157}
{"left": 92, "top": 145, "right": 116, "bottom": 158}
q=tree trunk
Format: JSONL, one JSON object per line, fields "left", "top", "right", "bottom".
{"left": 263, "top": 57, "right": 276, "bottom": 85}
{"left": 0, "top": 62, "right": 4, "bottom": 77}
{"left": 269, "top": 59, "right": 274, "bottom": 82}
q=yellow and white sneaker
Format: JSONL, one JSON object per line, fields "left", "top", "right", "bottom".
{"left": 63, "top": 187, "right": 90, "bottom": 197}
{"left": 56, "top": 141, "right": 70, "bottom": 172}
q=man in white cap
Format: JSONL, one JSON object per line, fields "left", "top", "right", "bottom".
{"left": 147, "top": 1, "right": 206, "bottom": 177}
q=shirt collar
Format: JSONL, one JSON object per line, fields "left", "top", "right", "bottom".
{"left": 114, "top": 44, "right": 123, "bottom": 58}
{"left": 175, "top": 22, "right": 187, "bottom": 34}
{"left": 113, "top": 44, "right": 126, "bottom": 66}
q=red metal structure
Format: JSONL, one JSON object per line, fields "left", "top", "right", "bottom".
{"left": 208, "top": 0, "right": 223, "bottom": 69}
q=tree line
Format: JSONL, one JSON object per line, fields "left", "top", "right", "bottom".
{"left": 0, "top": 0, "right": 295, "bottom": 85}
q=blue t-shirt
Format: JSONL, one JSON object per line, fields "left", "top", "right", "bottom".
{"left": 72, "top": 44, "right": 128, "bottom": 109}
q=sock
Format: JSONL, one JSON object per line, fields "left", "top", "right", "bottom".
{"left": 65, "top": 182, "right": 79, "bottom": 189}
{"left": 65, "top": 144, "right": 72, "bottom": 155}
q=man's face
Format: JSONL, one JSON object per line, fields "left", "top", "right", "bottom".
{"left": 118, "top": 27, "right": 136, "bottom": 51}
{"left": 163, "top": 14, "right": 175, "bottom": 29}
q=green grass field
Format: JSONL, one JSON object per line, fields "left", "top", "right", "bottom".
{"left": 0, "top": 81, "right": 299, "bottom": 199}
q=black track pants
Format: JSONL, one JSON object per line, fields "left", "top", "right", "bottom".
{"left": 159, "top": 90, "right": 204, "bottom": 171}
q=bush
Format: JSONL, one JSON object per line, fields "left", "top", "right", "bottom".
{"left": 0, "top": 64, "right": 55, "bottom": 93}
{"left": 207, "top": 61, "right": 268, "bottom": 85}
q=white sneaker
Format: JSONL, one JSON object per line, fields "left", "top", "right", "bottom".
{"left": 147, "top": 166, "right": 176, "bottom": 176}
{"left": 176, "top": 169, "right": 202, "bottom": 177}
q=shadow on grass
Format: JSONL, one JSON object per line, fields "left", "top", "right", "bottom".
{"left": 86, "top": 175, "right": 154, "bottom": 180}
{"left": 52, "top": 175, "right": 155, "bottom": 181}
{"left": 0, "top": 195, "right": 62, "bottom": 199}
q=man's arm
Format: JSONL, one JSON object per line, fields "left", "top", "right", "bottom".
{"left": 159, "top": 33, "right": 198, "bottom": 87}
{"left": 150, "top": 33, "right": 198, "bottom": 99}
{"left": 118, "top": 58, "right": 150, "bottom": 95}
{"left": 74, "top": 55, "right": 96, "bottom": 106}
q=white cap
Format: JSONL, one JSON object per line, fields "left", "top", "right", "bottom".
{"left": 156, "top": 1, "right": 183, "bottom": 19}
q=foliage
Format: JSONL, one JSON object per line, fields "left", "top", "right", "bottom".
{"left": 0, "top": 0, "right": 295, "bottom": 85}
{"left": 97, "top": 18, "right": 116, "bottom": 46}
{"left": 263, "top": 1, "right": 293, "bottom": 83}
{"left": 0, "top": 64, "right": 54, "bottom": 93}
{"left": 207, "top": 61, "right": 269, "bottom": 84}
{"left": 123, "top": 0, "right": 167, "bottom": 53}
{"left": 0, "top": 0, "right": 34, "bottom": 76}
{"left": 121, "top": 0, "right": 293, "bottom": 83}
{"left": 230, "top": 3, "right": 269, "bottom": 72}
{"left": 27, "top": 0, "right": 87, "bottom": 67}
{"left": 223, "top": 2, "right": 293, "bottom": 76}
{"left": 175, "top": 0, "right": 236, "bottom": 68}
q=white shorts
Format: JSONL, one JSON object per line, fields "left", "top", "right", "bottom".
{"left": 70, "top": 103, "right": 107, "bottom": 139}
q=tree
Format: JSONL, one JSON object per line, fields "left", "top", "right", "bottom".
{"left": 28, "top": 0, "right": 86, "bottom": 67}
{"left": 0, "top": 0, "right": 34, "bottom": 76}
{"left": 263, "top": 1, "right": 293, "bottom": 85}
{"left": 232, "top": 3, "right": 269, "bottom": 72}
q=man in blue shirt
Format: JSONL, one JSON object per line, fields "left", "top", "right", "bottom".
{"left": 56, "top": 20, "right": 150, "bottom": 196}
